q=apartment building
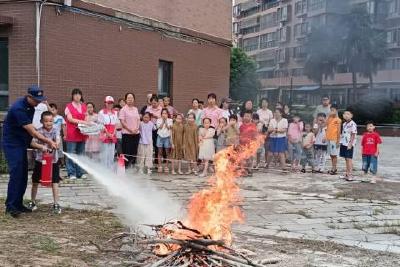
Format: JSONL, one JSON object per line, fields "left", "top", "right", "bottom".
{"left": 233, "top": 0, "right": 400, "bottom": 107}
{"left": 0, "top": 0, "right": 231, "bottom": 113}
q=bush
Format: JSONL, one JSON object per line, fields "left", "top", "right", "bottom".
{"left": 348, "top": 96, "right": 394, "bottom": 125}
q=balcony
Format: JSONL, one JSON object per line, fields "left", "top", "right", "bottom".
{"left": 241, "top": 0, "right": 260, "bottom": 12}
{"left": 387, "top": 42, "right": 400, "bottom": 49}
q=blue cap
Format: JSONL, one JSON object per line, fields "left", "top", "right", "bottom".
{"left": 27, "top": 85, "right": 47, "bottom": 102}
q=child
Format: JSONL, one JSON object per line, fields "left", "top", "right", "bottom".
{"left": 225, "top": 114, "right": 240, "bottom": 147}
{"left": 171, "top": 114, "right": 185, "bottom": 175}
{"left": 49, "top": 103, "right": 66, "bottom": 167}
{"left": 252, "top": 113, "right": 265, "bottom": 169}
{"left": 216, "top": 117, "right": 228, "bottom": 152}
{"left": 156, "top": 108, "right": 173, "bottom": 173}
{"left": 163, "top": 96, "right": 178, "bottom": 118}
{"left": 28, "top": 111, "right": 62, "bottom": 214}
{"left": 314, "top": 113, "right": 328, "bottom": 173}
{"left": 183, "top": 113, "right": 199, "bottom": 175}
{"left": 239, "top": 111, "right": 258, "bottom": 176}
{"left": 85, "top": 102, "right": 100, "bottom": 160}
{"left": 267, "top": 109, "right": 288, "bottom": 170}
{"left": 326, "top": 105, "right": 342, "bottom": 175}
{"left": 138, "top": 112, "right": 154, "bottom": 174}
{"left": 339, "top": 110, "right": 357, "bottom": 181}
{"left": 198, "top": 118, "right": 216, "bottom": 177}
{"left": 287, "top": 114, "right": 304, "bottom": 171}
{"left": 361, "top": 121, "right": 382, "bottom": 183}
{"left": 98, "top": 96, "right": 120, "bottom": 169}
{"left": 113, "top": 104, "right": 123, "bottom": 156}
{"left": 301, "top": 123, "right": 316, "bottom": 173}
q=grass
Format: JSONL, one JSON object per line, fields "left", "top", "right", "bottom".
{"left": 33, "top": 236, "right": 60, "bottom": 253}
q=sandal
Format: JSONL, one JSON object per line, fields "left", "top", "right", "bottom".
{"left": 329, "top": 169, "right": 337, "bottom": 175}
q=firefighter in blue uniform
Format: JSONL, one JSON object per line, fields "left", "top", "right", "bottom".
{"left": 2, "top": 86, "right": 57, "bottom": 218}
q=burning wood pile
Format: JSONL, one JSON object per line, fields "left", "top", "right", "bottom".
{"left": 139, "top": 221, "right": 278, "bottom": 267}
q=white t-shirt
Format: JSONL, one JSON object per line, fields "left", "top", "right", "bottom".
{"left": 269, "top": 118, "right": 288, "bottom": 138}
{"left": 315, "top": 127, "right": 327, "bottom": 146}
{"left": 98, "top": 109, "right": 120, "bottom": 126}
{"left": 257, "top": 108, "right": 274, "bottom": 127}
{"left": 32, "top": 103, "right": 48, "bottom": 129}
{"left": 53, "top": 115, "right": 66, "bottom": 136}
{"left": 340, "top": 120, "right": 357, "bottom": 146}
{"left": 156, "top": 118, "right": 173, "bottom": 138}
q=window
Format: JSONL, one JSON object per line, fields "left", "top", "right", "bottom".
{"left": 385, "top": 58, "right": 400, "bottom": 70}
{"left": 293, "top": 46, "right": 307, "bottom": 59}
{"left": 233, "top": 4, "right": 241, "bottom": 17}
{"left": 243, "top": 36, "right": 259, "bottom": 51}
{"left": 277, "top": 5, "right": 290, "bottom": 22}
{"left": 295, "top": 0, "right": 307, "bottom": 15}
{"left": 387, "top": 28, "right": 400, "bottom": 44}
{"left": 388, "top": 0, "right": 400, "bottom": 16}
{"left": 277, "top": 48, "right": 288, "bottom": 63}
{"left": 262, "top": 0, "right": 279, "bottom": 11}
{"left": 158, "top": 60, "right": 172, "bottom": 98}
{"left": 291, "top": 68, "right": 304, "bottom": 77}
{"left": 308, "top": 0, "right": 325, "bottom": 12}
{"left": 260, "top": 32, "right": 277, "bottom": 49}
{"left": 233, "top": 22, "right": 240, "bottom": 34}
{"left": 294, "top": 22, "right": 309, "bottom": 38}
{"left": 277, "top": 26, "right": 290, "bottom": 43}
{"left": 260, "top": 12, "right": 278, "bottom": 30}
{"left": 0, "top": 38, "right": 8, "bottom": 111}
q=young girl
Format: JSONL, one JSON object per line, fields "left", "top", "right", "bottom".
{"left": 138, "top": 112, "right": 154, "bottom": 174}
{"left": 183, "top": 113, "right": 199, "bottom": 175}
{"left": 98, "top": 96, "right": 120, "bottom": 169}
{"left": 267, "top": 109, "right": 288, "bottom": 170}
{"left": 216, "top": 117, "right": 227, "bottom": 152}
{"left": 156, "top": 108, "right": 173, "bottom": 173}
{"left": 287, "top": 115, "right": 304, "bottom": 171}
{"left": 301, "top": 123, "right": 316, "bottom": 173}
{"left": 171, "top": 114, "right": 185, "bottom": 174}
{"left": 85, "top": 102, "right": 100, "bottom": 160}
{"left": 252, "top": 113, "right": 265, "bottom": 169}
{"left": 198, "top": 118, "right": 216, "bottom": 177}
{"left": 225, "top": 114, "right": 239, "bottom": 147}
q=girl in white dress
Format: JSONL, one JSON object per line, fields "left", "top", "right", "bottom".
{"left": 198, "top": 118, "right": 215, "bottom": 177}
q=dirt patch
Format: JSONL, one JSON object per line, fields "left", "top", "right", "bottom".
{"left": 335, "top": 181, "right": 400, "bottom": 202}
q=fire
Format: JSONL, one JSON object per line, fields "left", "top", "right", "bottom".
{"left": 155, "top": 134, "right": 265, "bottom": 254}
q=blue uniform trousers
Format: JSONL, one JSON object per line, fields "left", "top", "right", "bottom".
{"left": 3, "top": 146, "right": 28, "bottom": 211}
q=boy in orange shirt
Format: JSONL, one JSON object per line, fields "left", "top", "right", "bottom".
{"left": 326, "top": 105, "right": 341, "bottom": 175}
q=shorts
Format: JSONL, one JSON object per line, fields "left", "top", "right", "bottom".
{"left": 339, "top": 145, "right": 354, "bottom": 159}
{"left": 32, "top": 161, "right": 60, "bottom": 184}
{"left": 269, "top": 137, "right": 287, "bottom": 153}
{"left": 157, "top": 136, "right": 171, "bottom": 149}
{"left": 314, "top": 144, "right": 328, "bottom": 151}
{"left": 327, "top": 141, "right": 339, "bottom": 156}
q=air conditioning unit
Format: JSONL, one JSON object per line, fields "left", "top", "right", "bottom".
{"left": 64, "top": 0, "right": 72, "bottom": 6}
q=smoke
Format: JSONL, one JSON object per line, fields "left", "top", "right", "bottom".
{"left": 64, "top": 153, "right": 183, "bottom": 231}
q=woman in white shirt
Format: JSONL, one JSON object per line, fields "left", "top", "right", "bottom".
{"left": 266, "top": 109, "right": 288, "bottom": 170}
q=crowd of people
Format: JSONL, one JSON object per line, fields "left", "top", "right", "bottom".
{"left": 2, "top": 86, "right": 383, "bottom": 217}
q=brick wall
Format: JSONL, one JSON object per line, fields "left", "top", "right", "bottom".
{"left": 85, "top": 0, "right": 232, "bottom": 41}
{"left": 1, "top": 3, "right": 230, "bottom": 113}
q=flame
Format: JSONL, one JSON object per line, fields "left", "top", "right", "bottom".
{"left": 155, "top": 133, "right": 265, "bottom": 254}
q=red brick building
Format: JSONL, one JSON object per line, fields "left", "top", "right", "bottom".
{"left": 0, "top": 0, "right": 232, "bottom": 112}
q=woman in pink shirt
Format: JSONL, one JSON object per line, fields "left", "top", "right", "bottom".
{"left": 119, "top": 93, "right": 141, "bottom": 168}
{"left": 201, "top": 93, "right": 223, "bottom": 128}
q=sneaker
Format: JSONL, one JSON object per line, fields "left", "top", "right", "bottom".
{"left": 53, "top": 204, "right": 62, "bottom": 214}
{"left": 69, "top": 176, "right": 77, "bottom": 180}
{"left": 147, "top": 169, "right": 152, "bottom": 175}
{"left": 301, "top": 169, "right": 306, "bottom": 173}
{"left": 80, "top": 174, "right": 88, "bottom": 179}
{"left": 27, "top": 201, "right": 38, "bottom": 211}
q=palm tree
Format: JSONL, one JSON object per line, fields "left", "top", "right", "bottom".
{"left": 342, "top": 6, "right": 387, "bottom": 92}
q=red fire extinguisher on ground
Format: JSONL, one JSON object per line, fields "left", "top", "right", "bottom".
{"left": 40, "top": 152, "right": 53, "bottom": 187}
{"left": 117, "top": 154, "right": 128, "bottom": 176}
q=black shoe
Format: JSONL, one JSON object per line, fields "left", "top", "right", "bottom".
{"left": 301, "top": 169, "right": 306, "bottom": 173}
{"left": 19, "top": 205, "right": 33, "bottom": 213}
{"left": 5, "top": 209, "right": 21, "bottom": 218}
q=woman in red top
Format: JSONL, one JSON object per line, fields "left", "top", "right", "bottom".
{"left": 65, "top": 88, "right": 88, "bottom": 179}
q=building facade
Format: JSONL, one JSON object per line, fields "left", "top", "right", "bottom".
{"left": 233, "top": 0, "right": 400, "bottom": 107}
{"left": 0, "top": 0, "right": 232, "bottom": 113}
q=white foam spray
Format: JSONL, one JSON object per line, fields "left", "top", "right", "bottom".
{"left": 63, "top": 153, "right": 183, "bottom": 230}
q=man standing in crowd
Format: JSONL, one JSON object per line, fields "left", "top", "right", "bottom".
{"left": 2, "top": 86, "right": 57, "bottom": 218}
{"left": 313, "top": 96, "right": 331, "bottom": 123}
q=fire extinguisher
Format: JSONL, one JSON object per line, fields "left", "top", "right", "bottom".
{"left": 40, "top": 151, "right": 53, "bottom": 187}
{"left": 117, "top": 154, "right": 128, "bottom": 176}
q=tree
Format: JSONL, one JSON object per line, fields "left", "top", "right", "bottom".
{"left": 342, "top": 6, "right": 387, "bottom": 91}
{"left": 304, "top": 26, "right": 342, "bottom": 86}
{"left": 230, "top": 47, "right": 259, "bottom": 102}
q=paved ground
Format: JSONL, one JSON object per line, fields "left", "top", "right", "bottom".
{"left": 0, "top": 137, "right": 399, "bottom": 264}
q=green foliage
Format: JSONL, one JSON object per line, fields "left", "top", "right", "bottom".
{"left": 304, "top": 6, "right": 386, "bottom": 89}
{"left": 342, "top": 6, "right": 387, "bottom": 86}
{"left": 230, "top": 47, "right": 259, "bottom": 102}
